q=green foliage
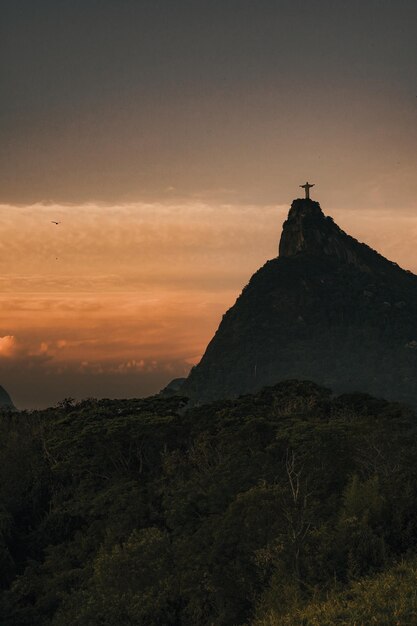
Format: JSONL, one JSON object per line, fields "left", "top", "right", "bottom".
{"left": 1, "top": 384, "right": 417, "bottom": 625}
{"left": 253, "top": 558, "right": 417, "bottom": 626}
{"left": 337, "top": 475, "right": 387, "bottom": 579}
{"left": 54, "top": 528, "right": 178, "bottom": 625}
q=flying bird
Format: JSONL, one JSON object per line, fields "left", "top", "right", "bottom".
{"left": 51, "top": 221, "right": 61, "bottom": 225}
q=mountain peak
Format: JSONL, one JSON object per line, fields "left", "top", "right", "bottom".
{"left": 279, "top": 198, "right": 345, "bottom": 259}
{"left": 181, "top": 196, "right": 417, "bottom": 408}
{"left": 278, "top": 198, "right": 395, "bottom": 273}
{"left": 0, "top": 385, "right": 15, "bottom": 410}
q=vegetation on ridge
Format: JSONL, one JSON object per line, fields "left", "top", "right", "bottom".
{"left": 254, "top": 557, "right": 417, "bottom": 625}
{"left": 1, "top": 381, "right": 417, "bottom": 625}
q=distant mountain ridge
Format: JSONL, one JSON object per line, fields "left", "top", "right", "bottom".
{"left": 0, "top": 385, "right": 15, "bottom": 410}
{"left": 181, "top": 198, "right": 417, "bottom": 406}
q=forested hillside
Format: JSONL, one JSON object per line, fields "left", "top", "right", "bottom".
{"left": 1, "top": 381, "right": 417, "bottom": 625}
{"left": 254, "top": 557, "right": 417, "bottom": 625}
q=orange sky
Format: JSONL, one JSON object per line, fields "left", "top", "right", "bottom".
{"left": 2, "top": 197, "right": 417, "bottom": 408}
{"left": 2, "top": 2, "right": 417, "bottom": 407}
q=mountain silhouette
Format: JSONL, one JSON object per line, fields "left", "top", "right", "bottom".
{"left": 181, "top": 198, "right": 417, "bottom": 406}
{"left": 0, "top": 384, "right": 15, "bottom": 410}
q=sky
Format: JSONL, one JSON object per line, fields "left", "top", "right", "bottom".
{"left": 1, "top": 0, "right": 417, "bottom": 408}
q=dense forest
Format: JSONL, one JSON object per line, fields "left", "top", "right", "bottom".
{"left": 1, "top": 380, "right": 417, "bottom": 625}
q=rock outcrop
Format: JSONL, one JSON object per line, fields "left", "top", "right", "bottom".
{"left": 0, "top": 385, "right": 15, "bottom": 410}
{"left": 159, "top": 377, "right": 187, "bottom": 397}
{"left": 279, "top": 199, "right": 400, "bottom": 273}
{"left": 181, "top": 198, "right": 417, "bottom": 407}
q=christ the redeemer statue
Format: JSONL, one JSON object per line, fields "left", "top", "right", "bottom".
{"left": 300, "top": 181, "right": 315, "bottom": 199}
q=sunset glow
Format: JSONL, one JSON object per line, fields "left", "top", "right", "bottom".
{"left": 1, "top": 199, "right": 417, "bottom": 407}
{"left": 2, "top": 1, "right": 417, "bottom": 407}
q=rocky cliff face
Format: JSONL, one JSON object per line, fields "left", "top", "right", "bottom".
{"left": 181, "top": 198, "right": 417, "bottom": 407}
{"left": 279, "top": 199, "right": 399, "bottom": 272}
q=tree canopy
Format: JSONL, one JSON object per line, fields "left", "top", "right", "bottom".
{"left": 1, "top": 381, "right": 417, "bottom": 625}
